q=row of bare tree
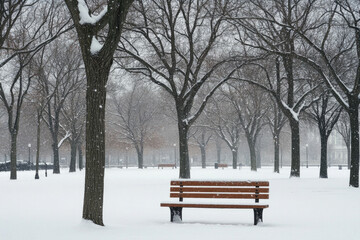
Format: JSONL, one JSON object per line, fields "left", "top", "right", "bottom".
{"left": 1, "top": 0, "right": 359, "bottom": 226}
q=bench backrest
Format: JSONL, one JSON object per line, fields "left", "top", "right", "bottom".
{"left": 170, "top": 180, "right": 269, "bottom": 203}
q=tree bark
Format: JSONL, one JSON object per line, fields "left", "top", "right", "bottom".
{"left": 82, "top": 58, "right": 110, "bottom": 226}
{"left": 52, "top": 140, "right": 60, "bottom": 174}
{"left": 135, "top": 145, "right": 144, "bottom": 169}
{"left": 216, "top": 139, "right": 221, "bottom": 163}
{"left": 247, "top": 138, "right": 257, "bottom": 171}
{"left": 69, "top": 140, "right": 77, "bottom": 172}
{"left": 274, "top": 133, "right": 280, "bottom": 173}
{"left": 10, "top": 133, "right": 18, "bottom": 180}
{"left": 319, "top": 132, "right": 328, "bottom": 178}
{"left": 35, "top": 116, "right": 41, "bottom": 179}
{"left": 178, "top": 121, "right": 190, "bottom": 179}
{"left": 290, "top": 119, "right": 300, "bottom": 177}
{"left": 348, "top": 98, "right": 359, "bottom": 187}
{"left": 78, "top": 142, "right": 83, "bottom": 171}
{"left": 232, "top": 148, "right": 238, "bottom": 169}
{"left": 200, "top": 145, "right": 206, "bottom": 169}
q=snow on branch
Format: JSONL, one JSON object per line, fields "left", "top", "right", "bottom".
{"left": 58, "top": 131, "right": 72, "bottom": 148}
{"left": 77, "top": 0, "right": 108, "bottom": 25}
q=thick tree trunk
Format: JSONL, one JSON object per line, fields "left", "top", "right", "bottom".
{"left": 348, "top": 98, "right": 359, "bottom": 187}
{"left": 232, "top": 148, "right": 238, "bottom": 169}
{"left": 274, "top": 133, "right": 280, "bottom": 173}
{"left": 200, "top": 145, "right": 206, "bottom": 169}
{"left": 178, "top": 121, "right": 190, "bottom": 179}
{"left": 52, "top": 140, "right": 60, "bottom": 174}
{"left": 10, "top": 133, "right": 18, "bottom": 180}
{"left": 82, "top": 58, "right": 110, "bottom": 226}
{"left": 319, "top": 133, "right": 328, "bottom": 178}
{"left": 289, "top": 119, "right": 300, "bottom": 177}
{"left": 69, "top": 140, "right": 77, "bottom": 172}
{"left": 78, "top": 142, "right": 83, "bottom": 171}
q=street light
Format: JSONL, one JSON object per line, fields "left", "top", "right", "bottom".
{"left": 173, "top": 143, "right": 177, "bottom": 169}
{"left": 28, "top": 143, "right": 31, "bottom": 170}
{"left": 306, "top": 144, "right": 309, "bottom": 168}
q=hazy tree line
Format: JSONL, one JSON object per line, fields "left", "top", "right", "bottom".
{"left": 0, "top": 0, "right": 359, "bottom": 225}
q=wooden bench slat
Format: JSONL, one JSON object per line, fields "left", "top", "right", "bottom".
{"left": 170, "top": 193, "right": 269, "bottom": 199}
{"left": 170, "top": 187, "right": 269, "bottom": 193}
{"left": 171, "top": 181, "right": 269, "bottom": 187}
{"left": 161, "top": 203, "right": 269, "bottom": 209}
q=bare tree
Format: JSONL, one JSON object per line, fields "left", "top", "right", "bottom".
{"left": 266, "top": 96, "right": 287, "bottom": 173}
{"left": 61, "top": 81, "right": 86, "bottom": 173}
{"left": 41, "top": 40, "right": 83, "bottom": 174}
{"left": 306, "top": 91, "right": 342, "bottom": 178}
{"left": 190, "top": 124, "right": 212, "bottom": 169}
{"left": 336, "top": 113, "right": 351, "bottom": 169}
{"left": 206, "top": 93, "right": 242, "bottom": 169}
{"left": 231, "top": 1, "right": 322, "bottom": 177}
{"left": 64, "top": 0, "right": 134, "bottom": 225}
{"left": 0, "top": 0, "right": 71, "bottom": 180}
{"left": 109, "top": 82, "right": 159, "bottom": 169}
{"left": 118, "top": 0, "right": 241, "bottom": 178}
{"left": 278, "top": 0, "right": 360, "bottom": 187}
{"left": 224, "top": 82, "right": 268, "bottom": 171}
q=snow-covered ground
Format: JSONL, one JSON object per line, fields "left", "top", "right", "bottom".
{"left": 0, "top": 166, "right": 359, "bottom": 240}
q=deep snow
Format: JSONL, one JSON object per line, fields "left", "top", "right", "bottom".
{"left": 0, "top": 167, "right": 359, "bottom": 240}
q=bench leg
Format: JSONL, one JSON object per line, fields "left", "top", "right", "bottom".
{"left": 170, "top": 207, "right": 183, "bottom": 222}
{"left": 253, "top": 208, "right": 263, "bottom": 225}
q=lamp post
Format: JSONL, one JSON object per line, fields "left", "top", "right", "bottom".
{"left": 306, "top": 144, "right": 309, "bottom": 168}
{"left": 28, "top": 143, "right": 31, "bottom": 170}
{"left": 173, "top": 143, "right": 177, "bottom": 168}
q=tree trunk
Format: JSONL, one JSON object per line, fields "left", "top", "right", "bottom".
{"left": 69, "top": 140, "right": 77, "bottom": 172}
{"left": 52, "top": 140, "right": 60, "bottom": 174}
{"left": 319, "top": 133, "right": 328, "bottom": 178}
{"left": 346, "top": 142, "right": 351, "bottom": 170}
{"left": 216, "top": 140, "right": 221, "bottom": 163}
{"left": 78, "top": 142, "right": 83, "bottom": 171}
{"left": 289, "top": 119, "right": 300, "bottom": 177}
{"left": 178, "top": 121, "right": 190, "bottom": 179}
{"left": 35, "top": 117, "right": 41, "bottom": 179}
{"left": 200, "top": 145, "right": 206, "bottom": 169}
{"left": 135, "top": 145, "right": 144, "bottom": 169}
{"left": 10, "top": 133, "right": 18, "bottom": 180}
{"left": 82, "top": 58, "right": 110, "bottom": 226}
{"left": 247, "top": 138, "right": 257, "bottom": 171}
{"left": 232, "top": 148, "right": 238, "bottom": 169}
{"left": 274, "top": 133, "right": 280, "bottom": 173}
{"left": 348, "top": 98, "right": 359, "bottom": 187}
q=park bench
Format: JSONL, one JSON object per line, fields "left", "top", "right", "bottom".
{"left": 214, "top": 163, "right": 228, "bottom": 169}
{"left": 160, "top": 180, "right": 269, "bottom": 225}
{"left": 158, "top": 163, "right": 176, "bottom": 169}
